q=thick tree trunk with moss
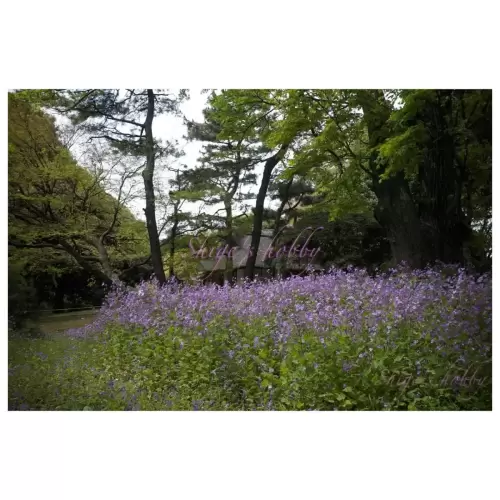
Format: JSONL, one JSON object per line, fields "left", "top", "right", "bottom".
{"left": 418, "top": 90, "right": 469, "bottom": 265}
{"left": 373, "top": 172, "right": 422, "bottom": 267}
{"left": 358, "top": 90, "right": 423, "bottom": 268}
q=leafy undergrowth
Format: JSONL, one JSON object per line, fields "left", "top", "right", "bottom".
{"left": 9, "top": 266, "right": 492, "bottom": 411}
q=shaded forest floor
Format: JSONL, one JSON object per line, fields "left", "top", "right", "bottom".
{"left": 8, "top": 311, "right": 99, "bottom": 411}
{"left": 38, "top": 310, "right": 98, "bottom": 335}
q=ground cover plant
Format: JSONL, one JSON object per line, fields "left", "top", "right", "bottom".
{"left": 8, "top": 266, "right": 492, "bottom": 411}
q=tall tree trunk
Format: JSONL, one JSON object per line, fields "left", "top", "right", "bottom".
{"left": 245, "top": 143, "right": 289, "bottom": 280}
{"left": 273, "top": 177, "right": 294, "bottom": 239}
{"left": 358, "top": 90, "right": 422, "bottom": 268}
{"left": 143, "top": 89, "right": 166, "bottom": 284}
{"left": 373, "top": 172, "right": 422, "bottom": 268}
{"left": 271, "top": 177, "right": 294, "bottom": 279}
{"left": 168, "top": 206, "right": 179, "bottom": 278}
{"left": 224, "top": 201, "right": 234, "bottom": 285}
{"left": 419, "top": 90, "right": 468, "bottom": 265}
{"left": 53, "top": 284, "right": 65, "bottom": 312}
{"left": 435, "top": 90, "right": 466, "bottom": 264}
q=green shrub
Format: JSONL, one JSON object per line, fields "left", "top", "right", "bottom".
{"left": 8, "top": 265, "right": 42, "bottom": 338}
{"left": 9, "top": 318, "right": 491, "bottom": 411}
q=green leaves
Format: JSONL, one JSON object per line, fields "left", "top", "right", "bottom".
{"left": 8, "top": 92, "right": 150, "bottom": 286}
{"left": 378, "top": 123, "right": 427, "bottom": 179}
{"left": 8, "top": 310, "right": 492, "bottom": 411}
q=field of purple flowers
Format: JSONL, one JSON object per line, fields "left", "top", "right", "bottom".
{"left": 9, "top": 266, "right": 492, "bottom": 410}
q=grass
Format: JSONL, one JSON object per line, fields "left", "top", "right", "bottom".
{"left": 8, "top": 310, "right": 99, "bottom": 411}
{"left": 8, "top": 319, "right": 492, "bottom": 411}
{"left": 38, "top": 309, "right": 98, "bottom": 335}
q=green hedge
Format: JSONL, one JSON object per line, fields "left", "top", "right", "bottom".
{"left": 9, "top": 318, "right": 492, "bottom": 411}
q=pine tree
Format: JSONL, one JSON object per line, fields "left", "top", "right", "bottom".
{"left": 54, "top": 89, "right": 188, "bottom": 284}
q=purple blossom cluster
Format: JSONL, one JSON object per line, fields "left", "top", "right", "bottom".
{"left": 67, "top": 266, "right": 492, "bottom": 350}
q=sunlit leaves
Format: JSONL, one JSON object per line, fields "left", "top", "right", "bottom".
{"left": 8, "top": 93, "right": 149, "bottom": 278}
